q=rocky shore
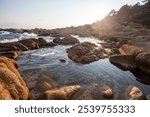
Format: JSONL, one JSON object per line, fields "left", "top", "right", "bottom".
{"left": 0, "top": 1, "right": 150, "bottom": 100}
{"left": 0, "top": 56, "right": 29, "bottom": 99}
{"left": 0, "top": 35, "right": 82, "bottom": 100}
{"left": 0, "top": 32, "right": 149, "bottom": 100}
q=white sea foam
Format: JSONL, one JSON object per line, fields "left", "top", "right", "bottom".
{"left": 0, "top": 31, "right": 57, "bottom": 43}
{"left": 0, "top": 31, "right": 10, "bottom": 35}
{"left": 72, "top": 35, "right": 104, "bottom": 46}
{"left": 39, "top": 36, "right": 55, "bottom": 42}
{"left": 31, "top": 52, "right": 55, "bottom": 57}
{"left": 20, "top": 32, "right": 38, "bottom": 39}
{"left": 0, "top": 38, "right": 19, "bottom": 43}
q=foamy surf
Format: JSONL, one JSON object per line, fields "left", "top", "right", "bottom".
{"left": 72, "top": 35, "right": 104, "bottom": 46}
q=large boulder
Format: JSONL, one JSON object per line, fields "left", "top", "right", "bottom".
{"left": 18, "top": 39, "right": 40, "bottom": 50}
{"left": 135, "top": 52, "right": 150, "bottom": 76}
{"left": 53, "top": 35, "right": 79, "bottom": 45}
{"left": 35, "top": 38, "right": 49, "bottom": 47}
{"left": 109, "top": 55, "right": 137, "bottom": 71}
{"left": 115, "top": 44, "right": 150, "bottom": 76}
{"left": 42, "top": 85, "right": 80, "bottom": 100}
{"left": 0, "top": 56, "right": 29, "bottom": 100}
{"left": 67, "top": 42, "right": 106, "bottom": 64}
{"left": 119, "top": 44, "right": 144, "bottom": 58}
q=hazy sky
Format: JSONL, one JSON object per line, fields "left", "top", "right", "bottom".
{"left": 0, "top": 0, "right": 142, "bottom": 29}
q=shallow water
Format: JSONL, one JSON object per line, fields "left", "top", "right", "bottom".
{"left": 18, "top": 41, "right": 150, "bottom": 99}
{"left": 1, "top": 31, "right": 150, "bottom": 99}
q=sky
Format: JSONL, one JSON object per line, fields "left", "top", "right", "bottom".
{"left": 0, "top": 0, "right": 142, "bottom": 29}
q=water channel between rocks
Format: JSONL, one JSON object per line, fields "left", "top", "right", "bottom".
{"left": 17, "top": 35, "right": 150, "bottom": 99}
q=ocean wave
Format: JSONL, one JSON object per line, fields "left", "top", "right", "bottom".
{"left": 0, "top": 38, "right": 19, "bottom": 43}
{"left": 72, "top": 35, "right": 104, "bottom": 46}
{"left": 0, "top": 31, "right": 10, "bottom": 35}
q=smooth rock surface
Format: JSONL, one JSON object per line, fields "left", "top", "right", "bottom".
{"left": 109, "top": 55, "right": 137, "bottom": 71}
{"left": 43, "top": 85, "right": 80, "bottom": 100}
{"left": 136, "top": 52, "right": 150, "bottom": 76}
{"left": 128, "top": 86, "right": 144, "bottom": 100}
{"left": 67, "top": 42, "right": 106, "bottom": 63}
{"left": 102, "top": 87, "right": 113, "bottom": 98}
{"left": 53, "top": 35, "right": 79, "bottom": 45}
{"left": 119, "top": 44, "right": 144, "bottom": 57}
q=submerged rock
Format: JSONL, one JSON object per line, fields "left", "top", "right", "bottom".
{"left": 77, "top": 84, "right": 114, "bottom": 100}
{"left": 77, "top": 83, "right": 99, "bottom": 100}
{"left": 43, "top": 85, "right": 80, "bottom": 100}
{"left": 53, "top": 35, "right": 79, "bottom": 45}
{"left": 0, "top": 56, "right": 29, "bottom": 100}
{"left": 135, "top": 52, "right": 150, "bottom": 76}
{"left": 146, "top": 95, "right": 150, "bottom": 100}
{"left": 59, "top": 59, "right": 66, "bottom": 63}
{"left": 128, "top": 86, "right": 144, "bottom": 100}
{"left": 109, "top": 55, "right": 137, "bottom": 71}
{"left": 29, "top": 74, "right": 57, "bottom": 100}
{"left": 67, "top": 42, "right": 106, "bottom": 64}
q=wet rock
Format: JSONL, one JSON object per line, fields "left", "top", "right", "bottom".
{"left": 33, "top": 38, "right": 57, "bottom": 47}
{"left": 118, "top": 44, "right": 150, "bottom": 76}
{"left": 76, "top": 84, "right": 114, "bottom": 100}
{"left": 67, "top": 42, "right": 106, "bottom": 64}
{"left": 104, "top": 48, "right": 115, "bottom": 56}
{"left": 34, "top": 38, "right": 47, "bottom": 47}
{"left": 102, "top": 86, "right": 113, "bottom": 98}
{"left": 43, "top": 85, "right": 80, "bottom": 100}
{"left": 59, "top": 59, "right": 66, "bottom": 63}
{"left": 0, "top": 51, "right": 19, "bottom": 60}
{"left": 0, "top": 38, "right": 56, "bottom": 53}
{"left": 135, "top": 52, "right": 150, "bottom": 76}
{"left": 0, "top": 57, "right": 29, "bottom": 100}
{"left": 29, "top": 74, "right": 57, "bottom": 100}
{"left": 53, "top": 37, "right": 61, "bottom": 43}
{"left": 0, "top": 41, "right": 28, "bottom": 52}
{"left": 42, "top": 42, "right": 58, "bottom": 47}
{"left": 53, "top": 35, "right": 79, "bottom": 45}
{"left": 109, "top": 55, "right": 137, "bottom": 71}
{"left": 18, "top": 39, "right": 40, "bottom": 50}
{"left": 128, "top": 86, "right": 144, "bottom": 100}
{"left": 119, "top": 44, "right": 144, "bottom": 57}
{"left": 23, "top": 75, "right": 37, "bottom": 90}
{"left": 77, "top": 83, "right": 101, "bottom": 100}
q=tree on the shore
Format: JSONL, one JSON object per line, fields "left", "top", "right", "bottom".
{"left": 107, "top": 9, "right": 117, "bottom": 16}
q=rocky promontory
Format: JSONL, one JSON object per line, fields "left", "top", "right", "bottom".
{"left": 0, "top": 56, "right": 29, "bottom": 99}
{"left": 110, "top": 44, "right": 150, "bottom": 77}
